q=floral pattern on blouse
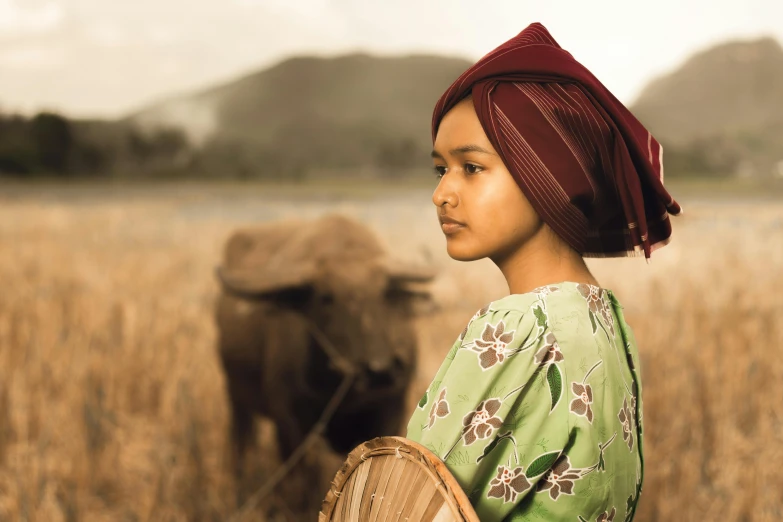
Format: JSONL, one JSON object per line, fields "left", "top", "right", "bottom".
{"left": 580, "top": 507, "right": 617, "bottom": 522}
{"left": 458, "top": 304, "right": 491, "bottom": 341}
{"left": 570, "top": 381, "right": 595, "bottom": 423}
{"left": 536, "top": 454, "right": 588, "bottom": 500}
{"left": 424, "top": 388, "right": 450, "bottom": 430}
{"left": 463, "top": 320, "right": 516, "bottom": 370}
{"left": 487, "top": 465, "right": 532, "bottom": 503}
{"left": 406, "top": 281, "right": 644, "bottom": 522}
{"left": 577, "top": 282, "right": 616, "bottom": 337}
{"left": 534, "top": 331, "right": 564, "bottom": 365}
{"left": 618, "top": 397, "right": 635, "bottom": 451}
{"left": 461, "top": 398, "right": 504, "bottom": 445}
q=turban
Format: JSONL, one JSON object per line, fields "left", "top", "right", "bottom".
{"left": 432, "top": 22, "right": 683, "bottom": 260}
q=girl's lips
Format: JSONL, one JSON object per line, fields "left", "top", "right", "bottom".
{"left": 441, "top": 222, "right": 466, "bottom": 234}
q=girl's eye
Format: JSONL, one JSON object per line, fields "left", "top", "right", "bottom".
{"left": 465, "top": 163, "right": 482, "bottom": 174}
{"left": 431, "top": 163, "right": 482, "bottom": 179}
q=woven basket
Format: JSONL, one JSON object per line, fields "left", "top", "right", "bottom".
{"left": 319, "top": 436, "right": 479, "bottom": 522}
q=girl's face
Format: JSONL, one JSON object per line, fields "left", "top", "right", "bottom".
{"left": 431, "top": 96, "right": 545, "bottom": 263}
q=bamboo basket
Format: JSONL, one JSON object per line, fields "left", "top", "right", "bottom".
{"left": 319, "top": 436, "right": 479, "bottom": 522}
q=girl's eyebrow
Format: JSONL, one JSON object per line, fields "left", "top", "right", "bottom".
{"left": 431, "top": 144, "right": 497, "bottom": 159}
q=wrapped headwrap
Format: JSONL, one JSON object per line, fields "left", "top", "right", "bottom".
{"left": 432, "top": 22, "right": 683, "bottom": 260}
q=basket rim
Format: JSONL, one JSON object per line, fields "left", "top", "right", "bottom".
{"left": 319, "top": 435, "right": 479, "bottom": 521}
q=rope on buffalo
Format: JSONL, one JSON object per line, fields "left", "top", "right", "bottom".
{"left": 227, "top": 319, "right": 358, "bottom": 522}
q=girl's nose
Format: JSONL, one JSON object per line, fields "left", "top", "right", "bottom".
{"left": 432, "top": 180, "right": 458, "bottom": 208}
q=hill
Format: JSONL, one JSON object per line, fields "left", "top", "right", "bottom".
{"left": 631, "top": 36, "right": 783, "bottom": 177}
{"left": 124, "top": 53, "right": 473, "bottom": 178}
{"left": 6, "top": 38, "right": 781, "bottom": 180}
{"left": 127, "top": 37, "right": 783, "bottom": 180}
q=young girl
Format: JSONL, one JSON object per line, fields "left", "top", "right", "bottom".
{"left": 406, "top": 23, "right": 683, "bottom": 522}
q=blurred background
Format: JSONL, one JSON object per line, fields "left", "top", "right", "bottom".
{"left": 1, "top": 0, "right": 782, "bottom": 520}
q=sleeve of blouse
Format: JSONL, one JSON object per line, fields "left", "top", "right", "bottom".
{"left": 406, "top": 301, "right": 572, "bottom": 522}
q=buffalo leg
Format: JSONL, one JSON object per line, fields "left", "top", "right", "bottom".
{"left": 229, "top": 391, "right": 254, "bottom": 475}
{"left": 221, "top": 359, "right": 261, "bottom": 477}
{"left": 269, "top": 400, "right": 306, "bottom": 460}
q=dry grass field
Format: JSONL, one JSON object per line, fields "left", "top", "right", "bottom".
{"left": 0, "top": 181, "right": 781, "bottom": 521}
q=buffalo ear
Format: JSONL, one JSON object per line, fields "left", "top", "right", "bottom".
{"left": 380, "top": 257, "right": 438, "bottom": 283}
{"left": 215, "top": 261, "right": 317, "bottom": 298}
{"left": 399, "top": 287, "right": 440, "bottom": 316}
{"left": 381, "top": 258, "right": 440, "bottom": 316}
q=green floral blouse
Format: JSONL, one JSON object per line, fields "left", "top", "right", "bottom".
{"left": 406, "top": 281, "right": 643, "bottom": 522}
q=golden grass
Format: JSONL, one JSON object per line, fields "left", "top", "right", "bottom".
{"left": 0, "top": 185, "right": 781, "bottom": 521}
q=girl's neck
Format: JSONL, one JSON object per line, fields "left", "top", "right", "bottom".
{"left": 492, "top": 226, "right": 599, "bottom": 296}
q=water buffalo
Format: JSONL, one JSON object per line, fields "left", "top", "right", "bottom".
{"left": 214, "top": 213, "right": 437, "bottom": 479}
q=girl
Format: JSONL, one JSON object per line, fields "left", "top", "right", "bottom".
{"left": 406, "top": 22, "right": 682, "bottom": 522}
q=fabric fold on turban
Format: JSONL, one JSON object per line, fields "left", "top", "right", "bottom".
{"left": 431, "top": 22, "right": 683, "bottom": 260}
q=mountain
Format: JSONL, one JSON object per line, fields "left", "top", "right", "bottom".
{"left": 121, "top": 36, "right": 783, "bottom": 180}
{"left": 631, "top": 36, "right": 783, "bottom": 177}
{"left": 124, "top": 53, "right": 473, "bottom": 177}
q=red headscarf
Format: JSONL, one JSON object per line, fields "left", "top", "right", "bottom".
{"left": 432, "top": 22, "right": 683, "bottom": 260}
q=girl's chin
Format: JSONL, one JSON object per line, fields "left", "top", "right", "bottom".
{"left": 445, "top": 241, "right": 485, "bottom": 262}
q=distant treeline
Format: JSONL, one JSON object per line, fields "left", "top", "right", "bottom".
{"left": 661, "top": 137, "right": 753, "bottom": 179}
{"left": 0, "top": 109, "right": 430, "bottom": 180}
{"left": 0, "top": 109, "right": 748, "bottom": 180}
{"left": 0, "top": 110, "right": 192, "bottom": 179}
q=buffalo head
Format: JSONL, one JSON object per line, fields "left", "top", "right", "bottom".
{"left": 215, "top": 213, "right": 437, "bottom": 457}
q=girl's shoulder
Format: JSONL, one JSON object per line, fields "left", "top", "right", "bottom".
{"left": 455, "top": 282, "right": 625, "bottom": 361}
{"left": 480, "top": 281, "right": 614, "bottom": 316}
{"left": 481, "top": 281, "right": 621, "bottom": 348}
{"left": 455, "top": 290, "right": 543, "bottom": 343}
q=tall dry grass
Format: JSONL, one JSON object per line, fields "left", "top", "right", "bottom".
{"left": 0, "top": 186, "right": 781, "bottom": 521}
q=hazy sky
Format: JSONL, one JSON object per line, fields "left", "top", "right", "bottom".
{"left": 1, "top": 0, "right": 780, "bottom": 119}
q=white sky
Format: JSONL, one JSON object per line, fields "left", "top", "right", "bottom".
{"left": 0, "top": 0, "right": 780, "bottom": 119}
